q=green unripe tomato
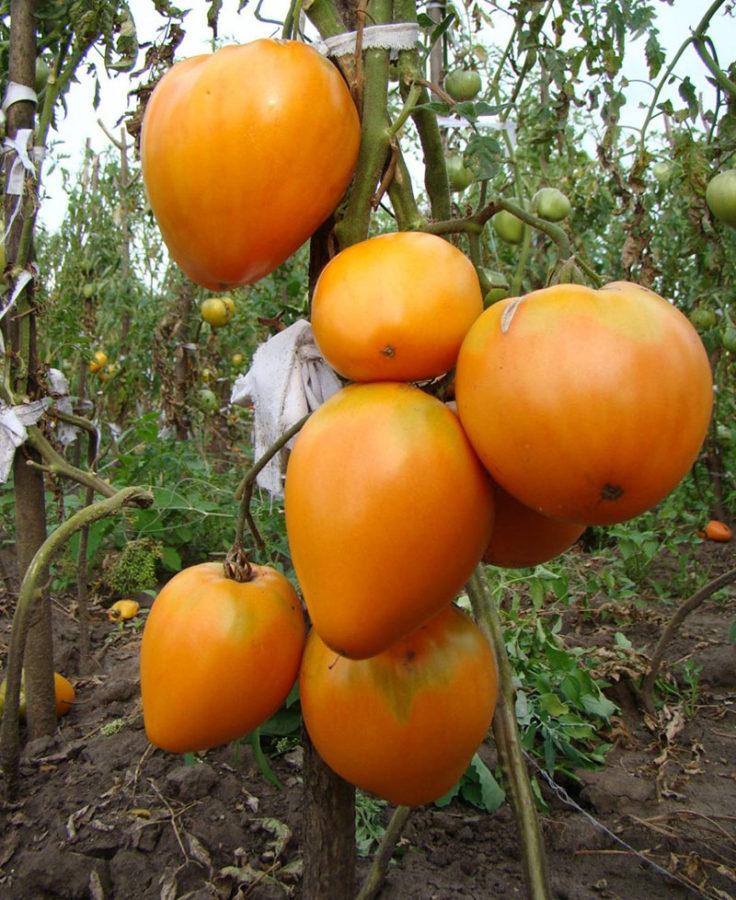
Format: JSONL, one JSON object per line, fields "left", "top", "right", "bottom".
{"left": 706, "top": 170, "right": 736, "bottom": 227}
{"left": 722, "top": 324, "right": 736, "bottom": 353}
{"left": 689, "top": 307, "right": 717, "bottom": 331}
{"left": 445, "top": 154, "right": 474, "bottom": 192}
{"left": 716, "top": 424, "right": 734, "bottom": 446}
{"left": 651, "top": 161, "right": 673, "bottom": 185}
{"left": 197, "top": 388, "right": 219, "bottom": 413}
{"left": 492, "top": 210, "right": 525, "bottom": 244}
{"left": 82, "top": 283, "right": 96, "bottom": 299}
{"left": 444, "top": 69, "right": 482, "bottom": 102}
{"left": 532, "top": 187, "right": 572, "bottom": 222}
{"left": 231, "top": 352, "right": 244, "bottom": 367}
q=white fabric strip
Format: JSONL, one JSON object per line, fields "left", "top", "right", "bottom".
{"left": 2, "top": 81, "right": 38, "bottom": 112}
{"left": 317, "top": 23, "right": 420, "bottom": 57}
{"left": 437, "top": 114, "right": 517, "bottom": 148}
{"left": 0, "top": 398, "right": 50, "bottom": 482}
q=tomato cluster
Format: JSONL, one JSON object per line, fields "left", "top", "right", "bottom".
{"left": 138, "top": 38, "right": 713, "bottom": 809}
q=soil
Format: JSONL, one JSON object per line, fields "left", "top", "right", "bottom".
{"left": 1, "top": 541, "right": 735, "bottom": 900}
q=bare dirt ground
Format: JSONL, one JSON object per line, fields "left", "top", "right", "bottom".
{"left": 0, "top": 540, "right": 734, "bottom": 900}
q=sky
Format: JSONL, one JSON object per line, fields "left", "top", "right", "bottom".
{"left": 35, "top": 0, "right": 733, "bottom": 232}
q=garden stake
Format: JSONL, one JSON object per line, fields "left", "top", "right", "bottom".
{"left": 466, "top": 567, "right": 551, "bottom": 900}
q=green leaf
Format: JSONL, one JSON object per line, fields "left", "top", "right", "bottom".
{"left": 645, "top": 32, "right": 665, "bottom": 79}
{"left": 614, "top": 631, "right": 632, "bottom": 649}
{"left": 539, "top": 693, "right": 570, "bottom": 718}
{"left": 160, "top": 546, "right": 182, "bottom": 573}
{"left": 581, "top": 693, "right": 617, "bottom": 720}
{"left": 728, "top": 619, "right": 736, "bottom": 644}
{"left": 434, "top": 780, "right": 461, "bottom": 807}
{"left": 468, "top": 754, "right": 505, "bottom": 812}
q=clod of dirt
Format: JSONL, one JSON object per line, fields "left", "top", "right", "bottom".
{"left": 165, "top": 762, "right": 219, "bottom": 800}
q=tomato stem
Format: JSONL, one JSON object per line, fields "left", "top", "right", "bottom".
{"left": 248, "top": 728, "right": 284, "bottom": 790}
{"left": 466, "top": 567, "right": 551, "bottom": 899}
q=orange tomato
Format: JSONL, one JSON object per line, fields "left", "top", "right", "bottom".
{"left": 456, "top": 281, "right": 713, "bottom": 524}
{"left": 54, "top": 673, "right": 75, "bottom": 718}
{"left": 484, "top": 484, "right": 585, "bottom": 568}
{"left": 140, "top": 563, "right": 305, "bottom": 753}
{"left": 300, "top": 605, "right": 498, "bottom": 806}
{"left": 141, "top": 40, "right": 360, "bottom": 290}
{"left": 285, "top": 383, "right": 494, "bottom": 659}
{"left": 703, "top": 519, "right": 732, "bottom": 542}
{"left": 311, "top": 232, "right": 483, "bottom": 382}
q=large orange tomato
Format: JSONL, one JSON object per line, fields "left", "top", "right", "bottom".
{"left": 140, "top": 563, "right": 305, "bottom": 753}
{"left": 310, "top": 232, "right": 483, "bottom": 382}
{"left": 141, "top": 40, "right": 360, "bottom": 290}
{"left": 300, "top": 605, "right": 498, "bottom": 806}
{"left": 284, "top": 383, "right": 494, "bottom": 659}
{"left": 456, "top": 281, "right": 713, "bottom": 524}
{"left": 484, "top": 484, "right": 584, "bottom": 568}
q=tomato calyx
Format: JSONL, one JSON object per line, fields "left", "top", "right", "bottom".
{"left": 223, "top": 543, "right": 254, "bottom": 583}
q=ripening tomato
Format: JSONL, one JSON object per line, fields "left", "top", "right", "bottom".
{"left": 311, "top": 232, "right": 483, "bottom": 383}
{"left": 456, "top": 281, "right": 713, "bottom": 524}
{"left": 285, "top": 383, "right": 494, "bottom": 659}
{"left": 201, "top": 297, "right": 232, "bottom": 328}
{"left": 141, "top": 40, "right": 360, "bottom": 290}
{"left": 300, "top": 605, "right": 498, "bottom": 806}
{"left": 483, "top": 484, "right": 584, "bottom": 568}
{"left": 140, "top": 563, "right": 305, "bottom": 753}
{"left": 703, "top": 520, "right": 732, "bottom": 542}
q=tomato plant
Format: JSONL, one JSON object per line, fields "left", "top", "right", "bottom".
{"left": 140, "top": 562, "right": 305, "bottom": 753}
{"left": 455, "top": 282, "right": 713, "bottom": 524}
{"left": 492, "top": 209, "right": 525, "bottom": 244}
{"left": 300, "top": 605, "right": 497, "bottom": 806}
{"left": 531, "top": 187, "right": 571, "bottom": 222}
{"left": 141, "top": 39, "right": 361, "bottom": 290}
{"left": 200, "top": 297, "right": 232, "bottom": 328}
{"left": 483, "top": 485, "right": 585, "bottom": 569}
{"left": 703, "top": 519, "right": 733, "bottom": 542}
{"left": 705, "top": 170, "right": 736, "bottom": 227}
{"left": 445, "top": 154, "right": 474, "bottom": 192}
{"left": 689, "top": 307, "right": 717, "bottom": 330}
{"left": 310, "top": 232, "right": 483, "bottom": 382}
{"left": 284, "top": 383, "right": 494, "bottom": 659}
{"left": 444, "top": 68, "right": 482, "bottom": 102}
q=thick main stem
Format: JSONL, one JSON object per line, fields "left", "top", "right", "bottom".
{"left": 466, "top": 568, "right": 551, "bottom": 900}
{"left": 5, "top": 0, "right": 57, "bottom": 739}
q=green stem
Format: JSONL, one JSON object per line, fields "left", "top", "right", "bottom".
{"left": 232, "top": 413, "right": 309, "bottom": 558}
{"left": 466, "top": 568, "right": 551, "bottom": 900}
{"left": 1, "top": 486, "right": 153, "bottom": 793}
{"left": 387, "top": 145, "right": 425, "bottom": 231}
{"left": 334, "top": 0, "right": 393, "bottom": 248}
{"left": 25, "top": 426, "right": 120, "bottom": 499}
{"left": 249, "top": 728, "right": 284, "bottom": 790}
{"left": 693, "top": 37, "right": 736, "bottom": 99}
{"left": 394, "top": 0, "right": 451, "bottom": 221}
{"left": 388, "top": 82, "right": 422, "bottom": 138}
{"left": 639, "top": 0, "right": 727, "bottom": 152}
{"left": 510, "top": 221, "right": 532, "bottom": 297}
{"left": 356, "top": 804, "right": 412, "bottom": 900}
